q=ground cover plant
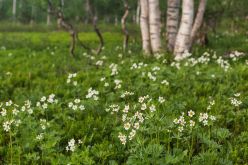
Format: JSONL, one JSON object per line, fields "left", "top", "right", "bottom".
{"left": 0, "top": 28, "right": 248, "bottom": 165}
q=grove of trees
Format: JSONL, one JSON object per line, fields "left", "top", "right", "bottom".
{"left": 0, "top": 0, "right": 248, "bottom": 58}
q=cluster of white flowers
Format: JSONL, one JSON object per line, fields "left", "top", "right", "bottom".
{"left": 207, "top": 100, "right": 215, "bottom": 110}
{"left": 146, "top": 66, "right": 161, "bottom": 81}
{"left": 147, "top": 72, "right": 156, "bottom": 81}
{"left": 120, "top": 91, "right": 134, "bottom": 98}
{"left": 161, "top": 80, "right": 170, "bottom": 86}
{"left": 109, "top": 63, "right": 118, "bottom": 76}
{"left": 67, "top": 73, "right": 78, "bottom": 86}
{"left": 3, "top": 120, "right": 14, "bottom": 132}
{"left": 216, "top": 56, "right": 230, "bottom": 72}
{"left": 228, "top": 51, "right": 245, "bottom": 61}
{"left": 66, "top": 139, "right": 76, "bottom": 152}
{"left": 197, "top": 52, "right": 211, "bottom": 64}
{"left": 174, "top": 110, "right": 216, "bottom": 132}
{"left": 114, "top": 79, "right": 122, "bottom": 89}
{"left": 107, "top": 94, "right": 157, "bottom": 145}
{"left": 105, "top": 104, "right": 120, "bottom": 114}
{"left": 36, "top": 133, "right": 44, "bottom": 141}
{"left": 100, "top": 77, "right": 109, "bottom": 87}
{"left": 230, "top": 93, "right": 242, "bottom": 107}
{"left": 149, "top": 104, "right": 156, "bottom": 112}
{"left": 1, "top": 101, "right": 18, "bottom": 117}
{"left": 158, "top": 96, "right": 165, "bottom": 103}
{"left": 198, "top": 113, "right": 209, "bottom": 126}
{"left": 130, "top": 62, "right": 147, "bottom": 70}
{"left": 1, "top": 101, "right": 22, "bottom": 132}
{"left": 100, "top": 55, "right": 107, "bottom": 60}
{"left": 40, "top": 119, "right": 50, "bottom": 130}
{"left": 115, "top": 46, "right": 121, "bottom": 51}
{"left": 118, "top": 133, "right": 127, "bottom": 145}
{"left": 118, "top": 53, "right": 123, "bottom": 58}
{"left": 175, "top": 51, "right": 192, "bottom": 61}
{"left": 154, "top": 53, "right": 164, "bottom": 59}
{"left": 184, "top": 52, "right": 211, "bottom": 67}
{"left": 173, "top": 112, "right": 187, "bottom": 132}
{"left": 152, "top": 66, "right": 160, "bottom": 73}
{"left": 171, "top": 61, "right": 181, "bottom": 69}
{"left": 96, "top": 60, "right": 104, "bottom": 66}
{"left": 199, "top": 113, "right": 216, "bottom": 126}
{"left": 68, "top": 99, "right": 85, "bottom": 111}
{"left": 138, "top": 95, "right": 151, "bottom": 103}
{"left": 86, "top": 88, "right": 99, "bottom": 100}
{"left": 36, "top": 94, "right": 58, "bottom": 110}
{"left": 21, "top": 100, "right": 32, "bottom": 114}
{"left": 65, "top": 138, "right": 82, "bottom": 152}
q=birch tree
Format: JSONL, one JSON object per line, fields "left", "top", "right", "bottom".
{"left": 140, "top": 0, "right": 151, "bottom": 54}
{"left": 174, "top": 0, "right": 194, "bottom": 59}
{"left": 47, "top": 5, "right": 51, "bottom": 25}
{"left": 189, "top": 0, "right": 207, "bottom": 49}
{"left": 149, "top": 0, "right": 161, "bottom": 53}
{"left": 173, "top": 0, "right": 207, "bottom": 59}
{"left": 140, "top": 0, "right": 161, "bottom": 55}
{"left": 121, "top": 0, "right": 129, "bottom": 51}
{"left": 12, "top": 0, "right": 16, "bottom": 21}
{"left": 166, "top": 0, "right": 180, "bottom": 52}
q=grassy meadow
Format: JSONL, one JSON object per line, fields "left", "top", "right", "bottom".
{"left": 0, "top": 23, "right": 248, "bottom": 164}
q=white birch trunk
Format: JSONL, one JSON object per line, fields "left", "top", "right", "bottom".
{"left": 148, "top": 0, "right": 161, "bottom": 53}
{"left": 115, "top": 15, "right": 118, "bottom": 26}
{"left": 140, "top": 0, "right": 151, "bottom": 54}
{"left": 47, "top": 5, "right": 51, "bottom": 26}
{"left": 166, "top": 0, "right": 180, "bottom": 52}
{"left": 174, "top": 0, "right": 194, "bottom": 59}
{"left": 12, "top": 0, "right": 16, "bottom": 20}
{"left": 189, "top": 0, "right": 207, "bottom": 49}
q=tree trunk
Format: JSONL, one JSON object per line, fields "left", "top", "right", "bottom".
{"left": 136, "top": 0, "right": 141, "bottom": 24}
{"left": 114, "top": 15, "right": 118, "bottom": 26}
{"left": 47, "top": 5, "right": 51, "bottom": 26}
{"left": 140, "top": 0, "right": 151, "bottom": 54}
{"left": 189, "top": 0, "right": 207, "bottom": 49}
{"left": 84, "top": 0, "right": 91, "bottom": 24}
{"left": 93, "top": 16, "right": 104, "bottom": 55}
{"left": 12, "top": 0, "right": 16, "bottom": 21}
{"left": 148, "top": 0, "right": 161, "bottom": 53}
{"left": 174, "top": 0, "right": 194, "bottom": 59}
{"left": 166, "top": 0, "right": 180, "bottom": 52}
{"left": 121, "top": 0, "right": 129, "bottom": 51}
{"left": 30, "top": 4, "right": 35, "bottom": 26}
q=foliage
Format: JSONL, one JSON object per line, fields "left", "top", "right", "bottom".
{"left": 0, "top": 28, "right": 248, "bottom": 164}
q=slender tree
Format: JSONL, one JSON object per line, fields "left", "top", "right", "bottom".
{"left": 140, "top": 0, "right": 151, "bottom": 54}
{"left": 48, "top": 0, "right": 89, "bottom": 57}
{"left": 12, "top": 0, "right": 16, "bottom": 21}
{"left": 174, "top": 0, "right": 194, "bottom": 59}
{"left": 86, "top": 0, "right": 104, "bottom": 55}
{"left": 189, "top": 0, "right": 207, "bottom": 49}
{"left": 136, "top": 0, "right": 141, "bottom": 24}
{"left": 148, "top": 0, "right": 161, "bottom": 53}
{"left": 166, "top": 0, "right": 180, "bottom": 52}
{"left": 47, "top": 4, "right": 51, "bottom": 25}
{"left": 172, "top": 0, "right": 208, "bottom": 59}
{"left": 121, "top": 0, "right": 129, "bottom": 51}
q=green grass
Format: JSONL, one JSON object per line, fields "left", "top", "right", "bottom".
{"left": 0, "top": 30, "right": 248, "bottom": 164}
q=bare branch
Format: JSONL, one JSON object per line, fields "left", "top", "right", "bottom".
{"left": 93, "top": 16, "right": 104, "bottom": 55}
{"left": 47, "top": 0, "right": 89, "bottom": 57}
